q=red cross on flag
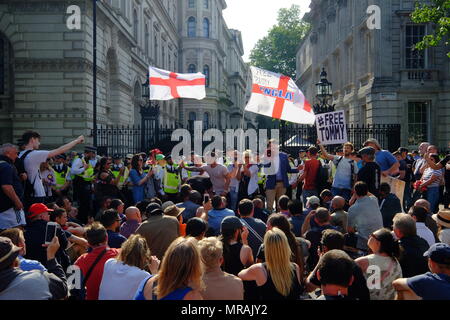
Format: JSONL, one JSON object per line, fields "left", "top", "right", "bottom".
{"left": 245, "top": 66, "right": 315, "bottom": 125}
{"left": 149, "top": 66, "right": 206, "bottom": 100}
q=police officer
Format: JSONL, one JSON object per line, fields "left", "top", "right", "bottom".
{"left": 162, "top": 154, "right": 181, "bottom": 203}
{"left": 52, "top": 154, "right": 71, "bottom": 198}
{"left": 71, "top": 146, "right": 97, "bottom": 224}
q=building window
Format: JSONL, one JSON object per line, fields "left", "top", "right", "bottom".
{"left": 188, "top": 17, "right": 196, "bottom": 37}
{"left": 203, "top": 112, "right": 210, "bottom": 129}
{"left": 408, "top": 101, "right": 429, "bottom": 146}
{"left": 203, "top": 18, "right": 210, "bottom": 38}
{"left": 145, "top": 24, "right": 149, "bottom": 56}
{"left": 204, "top": 0, "right": 209, "bottom": 9}
{"left": 188, "top": 0, "right": 196, "bottom": 8}
{"left": 406, "top": 25, "right": 426, "bottom": 69}
{"left": 188, "top": 64, "right": 197, "bottom": 73}
{"left": 133, "top": 9, "right": 138, "bottom": 40}
{"left": 203, "top": 65, "right": 210, "bottom": 87}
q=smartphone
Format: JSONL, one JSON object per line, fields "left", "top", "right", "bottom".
{"left": 204, "top": 194, "right": 210, "bottom": 203}
{"left": 267, "top": 150, "right": 272, "bottom": 157}
{"left": 45, "top": 222, "right": 58, "bottom": 245}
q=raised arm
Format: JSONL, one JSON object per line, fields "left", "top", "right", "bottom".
{"left": 48, "top": 136, "right": 84, "bottom": 159}
{"left": 317, "top": 140, "right": 335, "bottom": 161}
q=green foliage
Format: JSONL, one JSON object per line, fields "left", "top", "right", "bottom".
{"left": 249, "top": 5, "right": 310, "bottom": 79}
{"left": 411, "top": 0, "right": 450, "bottom": 58}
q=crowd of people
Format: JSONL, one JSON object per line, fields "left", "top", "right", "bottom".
{"left": 0, "top": 130, "right": 449, "bottom": 300}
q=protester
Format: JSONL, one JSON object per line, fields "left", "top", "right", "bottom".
{"left": 100, "top": 209, "right": 127, "bottom": 249}
{"left": 238, "top": 228, "right": 303, "bottom": 300}
{"left": 329, "top": 196, "right": 348, "bottom": 234}
{"left": 315, "top": 250, "right": 355, "bottom": 300}
{"left": 288, "top": 199, "right": 306, "bottom": 237}
{"left": 185, "top": 217, "right": 208, "bottom": 241}
{"left": 414, "top": 199, "right": 439, "bottom": 241}
{"left": 98, "top": 234, "right": 160, "bottom": 300}
{"left": 164, "top": 204, "right": 186, "bottom": 236}
{"left": 355, "top": 228, "right": 402, "bottom": 300}
{"left": 220, "top": 216, "right": 253, "bottom": 276}
{"left": 393, "top": 213, "right": 429, "bottom": 277}
{"left": 236, "top": 150, "right": 259, "bottom": 202}
{"left": 356, "top": 147, "right": 381, "bottom": 197}
{"left": 318, "top": 141, "right": 357, "bottom": 201}
{"left": 236, "top": 199, "right": 266, "bottom": 260}
{"left": 378, "top": 182, "right": 403, "bottom": 229}
{"left": 418, "top": 154, "right": 443, "bottom": 213}
{"left": 252, "top": 197, "right": 270, "bottom": 223}
{"left": 409, "top": 206, "right": 436, "bottom": 247}
{"left": 134, "top": 237, "right": 204, "bottom": 300}
{"left": 347, "top": 182, "right": 384, "bottom": 254}
{"left": 298, "top": 146, "right": 320, "bottom": 206}
{"left": 278, "top": 195, "right": 290, "bottom": 217}
{"left": 177, "top": 189, "right": 202, "bottom": 222}
{"left": 74, "top": 223, "right": 120, "bottom": 300}
{"left": 129, "top": 154, "right": 153, "bottom": 204}
{"left": 206, "top": 195, "right": 235, "bottom": 236}
{"left": 0, "top": 236, "right": 67, "bottom": 300}
{"left": 319, "top": 189, "right": 333, "bottom": 210}
{"left": 393, "top": 243, "right": 450, "bottom": 300}
{"left": 0, "top": 143, "right": 26, "bottom": 230}
{"left": 56, "top": 196, "right": 81, "bottom": 225}
{"left": 135, "top": 204, "right": 179, "bottom": 260}
{"left": 432, "top": 209, "right": 450, "bottom": 245}
{"left": 363, "top": 138, "right": 399, "bottom": 177}
{"left": 198, "top": 237, "right": 244, "bottom": 300}
{"left": 119, "top": 206, "right": 142, "bottom": 239}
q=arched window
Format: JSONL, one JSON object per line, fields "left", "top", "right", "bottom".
{"left": 187, "top": 17, "right": 196, "bottom": 37}
{"left": 188, "top": 0, "right": 196, "bottom": 8}
{"left": 203, "top": 65, "right": 210, "bottom": 87}
{"left": 133, "top": 9, "right": 138, "bottom": 40}
{"left": 204, "top": 0, "right": 209, "bottom": 9}
{"left": 188, "top": 64, "right": 197, "bottom": 73}
{"left": 203, "top": 18, "right": 210, "bottom": 38}
{"left": 144, "top": 24, "right": 149, "bottom": 56}
{"left": 203, "top": 112, "right": 210, "bottom": 129}
{"left": 189, "top": 112, "right": 197, "bottom": 121}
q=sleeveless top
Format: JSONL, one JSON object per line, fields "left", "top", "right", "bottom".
{"left": 258, "top": 263, "right": 302, "bottom": 300}
{"left": 133, "top": 275, "right": 193, "bottom": 300}
{"left": 223, "top": 242, "right": 244, "bottom": 276}
{"left": 363, "top": 254, "right": 402, "bottom": 300}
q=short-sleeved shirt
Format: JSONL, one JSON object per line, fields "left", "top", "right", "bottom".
{"left": 303, "top": 159, "right": 320, "bottom": 190}
{"left": 18, "top": 149, "right": 50, "bottom": 197}
{"left": 200, "top": 164, "right": 228, "bottom": 194}
{"left": 348, "top": 196, "right": 383, "bottom": 250}
{"left": 0, "top": 157, "right": 23, "bottom": 212}
{"left": 106, "top": 230, "right": 127, "bottom": 249}
{"left": 407, "top": 272, "right": 450, "bottom": 300}
{"left": 375, "top": 150, "right": 398, "bottom": 172}
{"left": 421, "top": 167, "right": 443, "bottom": 188}
{"left": 207, "top": 208, "right": 235, "bottom": 235}
{"left": 332, "top": 156, "right": 358, "bottom": 190}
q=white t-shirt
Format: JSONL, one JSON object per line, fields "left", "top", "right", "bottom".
{"left": 19, "top": 150, "right": 50, "bottom": 198}
{"left": 98, "top": 258, "right": 150, "bottom": 300}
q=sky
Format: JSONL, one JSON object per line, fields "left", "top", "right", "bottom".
{"left": 223, "top": 0, "right": 312, "bottom": 61}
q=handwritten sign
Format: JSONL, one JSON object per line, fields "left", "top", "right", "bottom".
{"left": 315, "top": 110, "right": 348, "bottom": 145}
{"left": 381, "top": 176, "right": 405, "bottom": 208}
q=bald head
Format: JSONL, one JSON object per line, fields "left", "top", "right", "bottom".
{"left": 414, "top": 199, "right": 430, "bottom": 212}
{"left": 125, "top": 206, "right": 141, "bottom": 222}
{"left": 331, "top": 196, "right": 346, "bottom": 210}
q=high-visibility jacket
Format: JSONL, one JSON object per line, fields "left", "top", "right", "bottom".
{"left": 77, "top": 158, "right": 95, "bottom": 182}
{"left": 257, "top": 166, "right": 266, "bottom": 185}
{"left": 111, "top": 165, "right": 126, "bottom": 185}
{"left": 53, "top": 164, "right": 70, "bottom": 190}
{"left": 163, "top": 164, "right": 181, "bottom": 194}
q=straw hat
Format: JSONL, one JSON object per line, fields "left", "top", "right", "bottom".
{"left": 432, "top": 209, "right": 450, "bottom": 228}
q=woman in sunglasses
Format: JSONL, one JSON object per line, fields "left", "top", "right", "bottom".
{"left": 129, "top": 154, "right": 154, "bottom": 204}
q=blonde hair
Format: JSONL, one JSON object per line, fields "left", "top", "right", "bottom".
{"left": 155, "top": 237, "right": 204, "bottom": 299}
{"left": 197, "top": 237, "right": 223, "bottom": 269}
{"left": 117, "top": 234, "right": 151, "bottom": 270}
{"left": 264, "top": 227, "right": 294, "bottom": 297}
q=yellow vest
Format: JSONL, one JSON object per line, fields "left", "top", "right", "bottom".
{"left": 163, "top": 165, "right": 180, "bottom": 194}
{"left": 77, "top": 159, "right": 95, "bottom": 182}
{"left": 53, "top": 165, "right": 69, "bottom": 190}
{"left": 257, "top": 167, "right": 266, "bottom": 185}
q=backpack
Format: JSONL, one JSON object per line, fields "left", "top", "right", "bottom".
{"left": 315, "top": 160, "right": 330, "bottom": 193}
{"left": 335, "top": 156, "right": 356, "bottom": 188}
{"left": 15, "top": 150, "right": 36, "bottom": 199}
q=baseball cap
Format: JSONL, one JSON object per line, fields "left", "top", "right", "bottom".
{"left": 423, "top": 243, "right": 450, "bottom": 265}
{"left": 28, "top": 203, "right": 53, "bottom": 219}
{"left": 0, "top": 237, "right": 20, "bottom": 269}
{"left": 126, "top": 154, "right": 133, "bottom": 160}
{"left": 145, "top": 203, "right": 161, "bottom": 214}
{"left": 306, "top": 196, "right": 320, "bottom": 206}
{"left": 358, "top": 146, "right": 376, "bottom": 157}
{"left": 221, "top": 216, "right": 244, "bottom": 233}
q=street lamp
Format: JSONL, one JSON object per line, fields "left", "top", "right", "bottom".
{"left": 313, "top": 68, "right": 335, "bottom": 114}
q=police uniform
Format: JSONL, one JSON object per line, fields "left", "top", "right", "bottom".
{"left": 162, "top": 155, "right": 181, "bottom": 203}
{"left": 52, "top": 156, "right": 70, "bottom": 196}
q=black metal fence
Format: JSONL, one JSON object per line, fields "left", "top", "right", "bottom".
{"left": 93, "top": 123, "right": 401, "bottom": 157}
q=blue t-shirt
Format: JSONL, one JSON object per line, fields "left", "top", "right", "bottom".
{"left": 375, "top": 150, "right": 398, "bottom": 172}
{"left": 207, "top": 208, "right": 235, "bottom": 235}
{"left": 107, "top": 230, "right": 127, "bottom": 249}
{"left": 18, "top": 256, "right": 47, "bottom": 272}
{"left": 407, "top": 272, "right": 450, "bottom": 300}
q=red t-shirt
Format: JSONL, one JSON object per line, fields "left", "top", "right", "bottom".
{"left": 303, "top": 159, "right": 320, "bottom": 190}
{"left": 74, "top": 246, "right": 120, "bottom": 300}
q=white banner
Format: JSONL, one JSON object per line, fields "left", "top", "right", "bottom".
{"left": 315, "top": 110, "right": 348, "bottom": 145}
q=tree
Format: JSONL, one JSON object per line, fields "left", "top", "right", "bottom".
{"left": 249, "top": 5, "right": 310, "bottom": 79}
{"left": 411, "top": 0, "right": 450, "bottom": 58}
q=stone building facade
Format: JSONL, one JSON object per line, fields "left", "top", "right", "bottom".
{"left": 296, "top": 0, "right": 450, "bottom": 150}
{"left": 0, "top": 0, "right": 253, "bottom": 148}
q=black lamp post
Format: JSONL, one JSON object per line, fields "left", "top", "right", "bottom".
{"left": 313, "top": 68, "right": 335, "bottom": 114}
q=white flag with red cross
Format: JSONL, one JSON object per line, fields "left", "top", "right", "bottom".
{"left": 245, "top": 66, "right": 315, "bottom": 125}
{"left": 149, "top": 66, "right": 206, "bottom": 100}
